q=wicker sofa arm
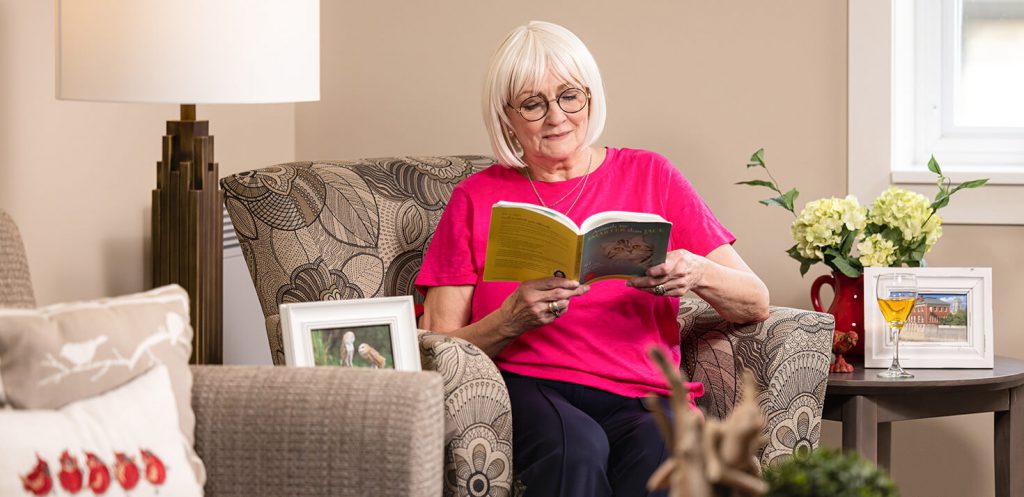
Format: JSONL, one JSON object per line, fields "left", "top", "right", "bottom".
{"left": 190, "top": 365, "right": 444, "bottom": 497}
{"left": 418, "top": 331, "right": 516, "bottom": 497}
{"left": 677, "top": 297, "right": 834, "bottom": 466}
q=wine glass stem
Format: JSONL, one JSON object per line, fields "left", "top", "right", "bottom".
{"left": 892, "top": 323, "right": 901, "bottom": 367}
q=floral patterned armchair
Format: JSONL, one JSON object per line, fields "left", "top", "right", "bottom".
{"left": 221, "top": 156, "right": 834, "bottom": 496}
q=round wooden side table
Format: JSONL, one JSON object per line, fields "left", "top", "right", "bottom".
{"left": 823, "top": 356, "right": 1024, "bottom": 497}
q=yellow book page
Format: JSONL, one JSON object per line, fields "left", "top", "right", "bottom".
{"left": 483, "top": 207, "right": 581, "bottom": 281}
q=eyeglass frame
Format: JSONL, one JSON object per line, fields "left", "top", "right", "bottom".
{"left": 506, "top": 87, "right": 591, "bottom": 122}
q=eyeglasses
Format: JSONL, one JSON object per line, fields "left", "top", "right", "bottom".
{"left": 508, "top": 88, "right": 590, "bottom": 122}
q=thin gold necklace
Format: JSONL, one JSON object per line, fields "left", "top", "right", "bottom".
{"left": 525, "top": 149, "right": 593, "bottom": 216}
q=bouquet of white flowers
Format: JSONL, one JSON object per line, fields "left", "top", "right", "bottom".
{"left": 739, "top": 149, "right": 987, "bottom": 278}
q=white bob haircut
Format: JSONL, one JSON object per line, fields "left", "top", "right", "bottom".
{"left": 482, "top": 21, "right": 607, "bottom": 169}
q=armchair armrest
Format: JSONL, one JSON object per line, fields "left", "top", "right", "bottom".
{"left": 418, "top": 331, "right": 515, "bottom": 497}
{"left": 190, "top": 365, "right": 443, "bottom": 497}
{"left": 677, "top": 297, "right": 834, "bottom": 466}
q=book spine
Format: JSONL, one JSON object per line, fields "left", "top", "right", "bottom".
{"left": 574, "top": 236, "right": 584, "bottom": 282}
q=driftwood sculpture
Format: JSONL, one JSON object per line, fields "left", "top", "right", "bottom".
{"left": 645, "top": 347, "right": 768, "bottom": 497}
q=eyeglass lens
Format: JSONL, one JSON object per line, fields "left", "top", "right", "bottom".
{"left": 517, "top": 88, "right": 588, "bottom": 121}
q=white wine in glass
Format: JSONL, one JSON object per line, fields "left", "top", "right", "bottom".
{"left": 876, "top": 273, "right": 918, "bottom": 378}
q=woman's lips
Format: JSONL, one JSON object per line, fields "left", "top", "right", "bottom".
{"left": 544, "top": 130, "right": 571, "bottom": 140}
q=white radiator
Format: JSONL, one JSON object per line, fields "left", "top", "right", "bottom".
{"left": 223, "top": 208, "right": 273, "bottom": 365}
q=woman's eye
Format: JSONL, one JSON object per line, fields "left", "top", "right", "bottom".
{"left": 522, "top": 102, "right": 543, "bottom": 111}
{"left": 561, "top": 95, "right": 578, "bottom": 102}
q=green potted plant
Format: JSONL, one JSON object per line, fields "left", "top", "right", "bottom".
{"left": 763, "top": 448, "right": 899, "bottom": 497}
{"left": 737, "top": 149, "right": 987, "bottom": 371}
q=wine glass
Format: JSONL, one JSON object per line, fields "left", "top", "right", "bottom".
{"left": 876, "top": 273, "right": 918, "bottom": 378}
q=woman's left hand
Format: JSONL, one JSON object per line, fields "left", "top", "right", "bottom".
{"left": 627, "top": 249, "right": 706, "bottom": 297}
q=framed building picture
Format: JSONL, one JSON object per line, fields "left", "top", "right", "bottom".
{"left": 863, "top": 267, "right": 993, "bottom": 369}
{"left": 280, "top": 296, "right": 421, "bottom": 371}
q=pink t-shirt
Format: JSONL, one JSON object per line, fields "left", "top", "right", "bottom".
{"left": 416, "top": 147, "right": 735, "bottom": 398}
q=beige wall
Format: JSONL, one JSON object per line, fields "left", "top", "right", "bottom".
{"left": 299, "top": 1, "right": 1022, "bottom": 496}
{"left": 0, "top": 0, "right": 295, "bottom": 304}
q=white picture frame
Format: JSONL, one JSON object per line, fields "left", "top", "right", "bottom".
{"left": 863, "top": 267, "right": 993, "bottom": 369}
{"left": 279, "top": 296, "right": 421, "bottom": 371}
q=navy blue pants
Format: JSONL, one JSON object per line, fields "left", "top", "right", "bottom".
{"left": 502, "top": 371, "right": 670, "bottom": 497}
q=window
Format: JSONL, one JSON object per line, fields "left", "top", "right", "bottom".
{"left": 849, "top": 0, "right": 1024, "bottom": 225}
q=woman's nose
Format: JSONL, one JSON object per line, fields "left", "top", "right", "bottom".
{"left": 544, "top": 102, "right": 568, "bottom": 125}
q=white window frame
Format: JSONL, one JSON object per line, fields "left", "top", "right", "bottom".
{"left": 849, "top": 0, "right": 1024, "bottom": 225}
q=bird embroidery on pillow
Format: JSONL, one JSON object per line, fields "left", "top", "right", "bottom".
{"left": 19, "top": 456, "right": 52, "bottom": 496}
{"left": 58, "top": 450, "right": 83, "bottom": 493}
{"left": 59, "top": 336, "right": 109, "bottom": 367}
{"left": 85, "top": 452, "right": 111, "bottom": 493}
{"left": 140, "top": 449, "right": 167, "bottom": 486}
{"left": 114, "top": 452, "right": 140, "bottom": 491}
{"left": 163, "top": 312, "right": 187, "bottom": 346}
{"left": 358, "top": 343, "right": 387, "bottom": 368}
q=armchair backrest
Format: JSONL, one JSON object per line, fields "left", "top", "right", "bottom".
{"left": 221, "top": 156, "right": 494, "bottom": 364}
{"left": 0, "top": 209, "right": 36, "bottom": 309}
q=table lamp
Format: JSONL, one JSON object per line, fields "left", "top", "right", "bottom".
{"left": 55, "top": 0, "right": 320, "bottom": 364}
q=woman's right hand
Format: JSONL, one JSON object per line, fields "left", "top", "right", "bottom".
{"left": 498, "top": 277, "right": 590, "bottom": 338}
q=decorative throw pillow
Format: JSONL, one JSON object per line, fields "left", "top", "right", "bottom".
{"left": 0, "top": 365, "right": 203, "bottom": 496}
{"left": 0, "top": 285, "right": 204, "bottom": 483}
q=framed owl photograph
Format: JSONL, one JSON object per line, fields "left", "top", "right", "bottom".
{"left": 279, "top": 296, "right": 421, "bottom": 371}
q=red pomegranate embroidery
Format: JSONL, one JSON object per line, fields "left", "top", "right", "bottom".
{"left": 85, "top": 448, "right": 112, "bottom": 491}
{"left": 114, "top": 452, "right": 140, "bottom": 490}
{"left": 20, "top": 455, "right": 52, "bottom": 496}
{"left": 86, "top": 452, "right": 111, "bottom": 494}
{"left": 58, "top": 450, "right": 84, "bottom": 493}
{"left": 140, "top": 449, "right": 167, "bottom": 485}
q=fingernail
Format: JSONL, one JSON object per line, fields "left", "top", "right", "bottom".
{"left": 582, "top": 285, "right": 591, "bottom": 292}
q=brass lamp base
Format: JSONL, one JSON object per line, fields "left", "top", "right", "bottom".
{"left": 152, "top": 104, "right": 223, "bottom": 364}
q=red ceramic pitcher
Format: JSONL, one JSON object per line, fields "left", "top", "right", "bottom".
{"left": 811, "top": 271, "right": 865, "bottom": 366}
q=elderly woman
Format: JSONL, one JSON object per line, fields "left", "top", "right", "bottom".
{"left": 416, "top": 21, "right": 769, "bottom": 497}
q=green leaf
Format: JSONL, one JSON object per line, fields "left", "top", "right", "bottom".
{"left": 786, "top": 245, "right": 818, "bottom": 276}
{"left": 839, "top": 230, "right": 859, "bottom": 255}
{"left": 948, "top": 178, "right": 989, "bottom": 196}
{"left": 829, "top": 255, "right": 862, "bottom": 278}
{"left": 780, "top": 188, "right": 799, "bottom": 212}
{"left": 930, "top": 193, "right": 951, "bottom": 212}
{"left": 762, "top": 190, "right": 800, "bottom": 212}
{"left": 880, "top": 227, "right": 902, "bottom": 243}
{"left": 735, "top": 179, "right": 781, "bottom": 192}
{"left": 786, "top": 245, "right": 818, "bottom": 262}
{"left": 927, "top": 155, "right": 942, "bottom": 175}
{"left": 746, "top": 148, "right": 766, "bottom": 168}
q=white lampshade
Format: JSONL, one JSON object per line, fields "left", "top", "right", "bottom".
{"left": 56, "top": 0, "right": 320, "bottom": 104}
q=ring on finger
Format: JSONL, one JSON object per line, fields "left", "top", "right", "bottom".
{"left": 654, "top": 284, "right": 667, "bottom": 296}
{"left": 548, "top": 301, "right": 562, "bottom": 317}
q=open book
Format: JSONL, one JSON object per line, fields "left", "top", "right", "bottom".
{"left": 483, "top": 201, "right": 672, "bottom": 283}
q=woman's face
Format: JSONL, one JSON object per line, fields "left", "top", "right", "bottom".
{"left": 506, "top": 73, "right": 589, "bottom": 166}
